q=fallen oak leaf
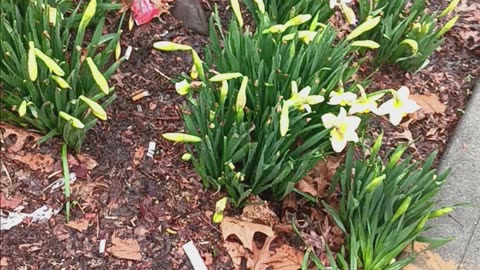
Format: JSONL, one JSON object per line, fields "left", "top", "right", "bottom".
{"left": 0, "top": 123, "right": 41, "bottom": 153}
{"left": 66, "top": 218, "right": 89, "bottom": 232}
{"left": 107, "top": 234, "right": 142, "bottom": 261}
{"left": 223, "top": 241, "right": 252, "bottom": 270}
{"left": 295, "top": 179, "right": 318, "bottom": 197}
{"left": 410, "top": 94, "right": 446, "bottom": 114}
{"left": 264, "top": 244, "right": 304, "bottom": 270}
{"left": 220, "top": 217, "right": 275, "bottom": 251}
{"left": 0, "top": 194, "right": 22, "bottom": 210}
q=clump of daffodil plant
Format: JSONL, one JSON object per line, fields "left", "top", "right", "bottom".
{"left": 0, "top": 0, "right": 125, "bottom": 151}
{"left": 357, "top": 0, "right": 459, "bottom": 71}
{"left": 322, "top": 136, "right": 456, "bottom": 270}
{"left": 153, "top": 0, "right": 396, "bottom": 206}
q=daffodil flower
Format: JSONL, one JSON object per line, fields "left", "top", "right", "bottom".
{"left": 349, "top": 85, "right": 385, "bottom": 114}
{"left": 79, "top": 95, "right": 107, "bottom": 120}
{"left": 321, "top": 108, "right": 361, "bottom": 153}
{"left": 282, "top": 31, "right": 319, "bottom": 44}
{"left": 175, "top": 80, "right": 191, "bottom": 96}
{"left": 59, "top": 111, "right": 85, "bottom": 129}
{"left": 376, "top": 86, "right": 420, "bottom": 125}
{"left": 328, "top": 89, "right": 357, "bottom": 106}
{"left": 287, "top": 81, "right": 324, "bottom": 113}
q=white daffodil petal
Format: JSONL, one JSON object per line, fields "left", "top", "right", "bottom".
{"left": 321, "top": 113, "right": 336, "bottom": 128}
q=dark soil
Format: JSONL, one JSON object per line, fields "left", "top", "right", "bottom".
{"left": 1, "top": 1, "right": 479, "bottom": 269}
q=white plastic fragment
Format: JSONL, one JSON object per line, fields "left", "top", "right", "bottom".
{"left": 0, "top": 205, "right": 61, "bottom": 231}
{"left": 125, "top": 46, "right": 133, "bottom": 60}
{"left": 99, "top": 239, "right": 106, "bottom": 253}
{"left": 182, "top": 241, "right": 207, "bottom": 270}
{"left": 147, "top": 141, "right": 156, "bottom": 158}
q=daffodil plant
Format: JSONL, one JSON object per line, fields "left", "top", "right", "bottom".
{"left": 324, "top": 137, "right": 454, "bottom": 269}
{"left": 357, "top": 0, "right": 459, "bottom": 71}
{"left": 0, "top": 0, "right": 125, "bottom": 151}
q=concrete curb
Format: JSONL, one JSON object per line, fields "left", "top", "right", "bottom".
{"left": 418, "top": 79, "right": 480, "bottom": 270}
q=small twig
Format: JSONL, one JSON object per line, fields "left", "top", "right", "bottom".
{"left": 153, "top": 67, "right": 172, "bottom": 81}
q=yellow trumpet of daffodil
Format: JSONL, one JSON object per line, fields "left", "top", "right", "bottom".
{"left": 375, "top": 86, "right": 420, "bottom": 126}
{"left": 349, "top": 85, "right": 385, "bottom": 114}
{"left": 59, "top": 111, "right": 85, "bottom": 128}
{"left": 86, "top": 57, "right": 110, "bottom": 95}
{"left": 28, "top": 42, "right": 38, "bottom": 81}
{"left": 79, "top": 95, "right": 107, "bottom": 120}
{"left": 287, "top": 81, "right": 325, "bottom": 113}
{"left": 321, "top": 108, "right": 361, "bottom": 153}
{"left": 162, "top": 133, "right": 202, "bottom": 143}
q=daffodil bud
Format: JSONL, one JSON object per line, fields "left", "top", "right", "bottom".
{"left": 346, "top": 16, "right": 381, "bottom": 40}
{"left": 415, "top": 214, "right": 429, "bottom": 232}
{"left": 51, "top": 75, "right": 71, "bottom": 89}
{"left": 153, "top": 41, "right": 192, "bottom": 51}
{"left": 26, "top": 42, "right": 38, "bottom": 82}
{"left": 18, "top": 100, "right": 28, "bottom": 117}
{"left": 429, "top": 207, "right": 454, "bottom": 218}
{"left": 262, "top": 24, "right": 287, "bottom": 34}
{"left": 79, "top": 0, "right": 97, "bottom": 30}
{"left": 341, "top": 3, "right": 356, "bottom": 25}
{"left": 190, "top": 49, "right": 205, "bottom": 81}
{"left": 227, "top": 162, "right": 235, "bottom": 170}
{"left": 59, "top": 111, "right": 85, "bottom": 128}
{"left": 181, "top": 153, "right": 192, "bottom": 161}
{"left": 365, "top": 174, "right": 385, "bottom": 192}
{"left": 212, "top": 197, "right": 228, "bottom": 223}
{"left": 439, "top": 0, "right": 460, "bottom": 18}
{"left": 220, "top": 80, "right": 228, "bottom": 105}
{"left": 254, "top": 0, "right": 265, "bottom": 14}
{"left": 209, "top": 72, "right": 243, "bottom": 82}
{"left": 421, "top": 23, "right": 432, "bottom": 35}
{"left": 128, "top": 13, "right": 134, "bottom": 31}
{"left": 115, "top": 41, "right": 121, "bottom": 60}
{"left": 86, "top": 57, "right": 110, "bottom": 95}
{"left": 285, "top": 14, "right": 312, "bottom": 27}
{"left": 79, "top": 95, "right": 107, "bottom": 120}
{"left": 391, "top": 196, "right": 412, "bottom": 222}
{"left": 282, "top": 31, "right": 318, "bottom": 44}
{"left": 209, "top": 110, "right": 216, "bottom": 122}
{"left": 162, "top": 133, "right": 202, "bottom": 143}
{"left": 175, "top": 80, "right": 191, "bottom": 96}
{"left": 235, "top": 76, "right": 248, "bottom": 111}
{"left": 400, "top": 39, "right": 419, "bottom": 54}
{"left": 351, "top": 40, "right": 380, "bottom": 49}
{"left": 435, "top": 16, "right": 458, "bottom": 38}
{"left": 190, "top": 64, "right": 198, "bottom": 79}
{"left": 230, "top": 0, "right": 244, "bottom": 28}
{"left": 34, "top": 48, "right": 65, "bottom": 76}
{"left": 280, "top": 103, "right": 290, "bottom": 137}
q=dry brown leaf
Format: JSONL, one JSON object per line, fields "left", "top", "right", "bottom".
{"left": 66, "top": 218, "right": 89, "bottom": 232}
{"left": 0, "top": 123, "right": 41, "bottom": 153}
{"left": 107, "top": 234, "right": 142, "bottom": 261}
{"left": 265, "top": 245, "right": 304, "bottom": 270}
{"left": 295, "top": 179, "right": 317, "bottom": 197}
{"left": 133, "top": 146, "right": 145, "bottom": 166}
{"left": 251, "top": 237, "right": 275, "bottom": 270}
{"left": 223, "top": 241, "right": 251, "bottom": 270}
{"left": 220, "top": 217, "right": 275, "bottom": 251}
{"left": 410, "top": 94, "right": 446, "bottom": 114}
{"left": 241, "top": 196, "right": 279, "bottom": 227}
{"left": 20, "top": 153, "right": 55, "bottom": 172}
{"left": 0, "top": 194, "right": 22, "bottom": 210}
{"left": 0, "top": 257, "right": 8, "bottom": 266}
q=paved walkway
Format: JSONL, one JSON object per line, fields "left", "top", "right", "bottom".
{"left": 410, "top": 79, "right": 480, "bottom": 269}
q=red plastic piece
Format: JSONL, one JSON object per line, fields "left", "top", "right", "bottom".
{"left": 131, "top": 0, "right": 161, "bottom": 26}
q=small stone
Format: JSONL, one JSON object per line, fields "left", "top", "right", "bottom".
{"left": 172, "top": 0, "right": 208, "bottom": 34}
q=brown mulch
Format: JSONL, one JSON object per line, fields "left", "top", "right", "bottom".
{"left": 1, "top": 0, "right": 479, "bottom": 269}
